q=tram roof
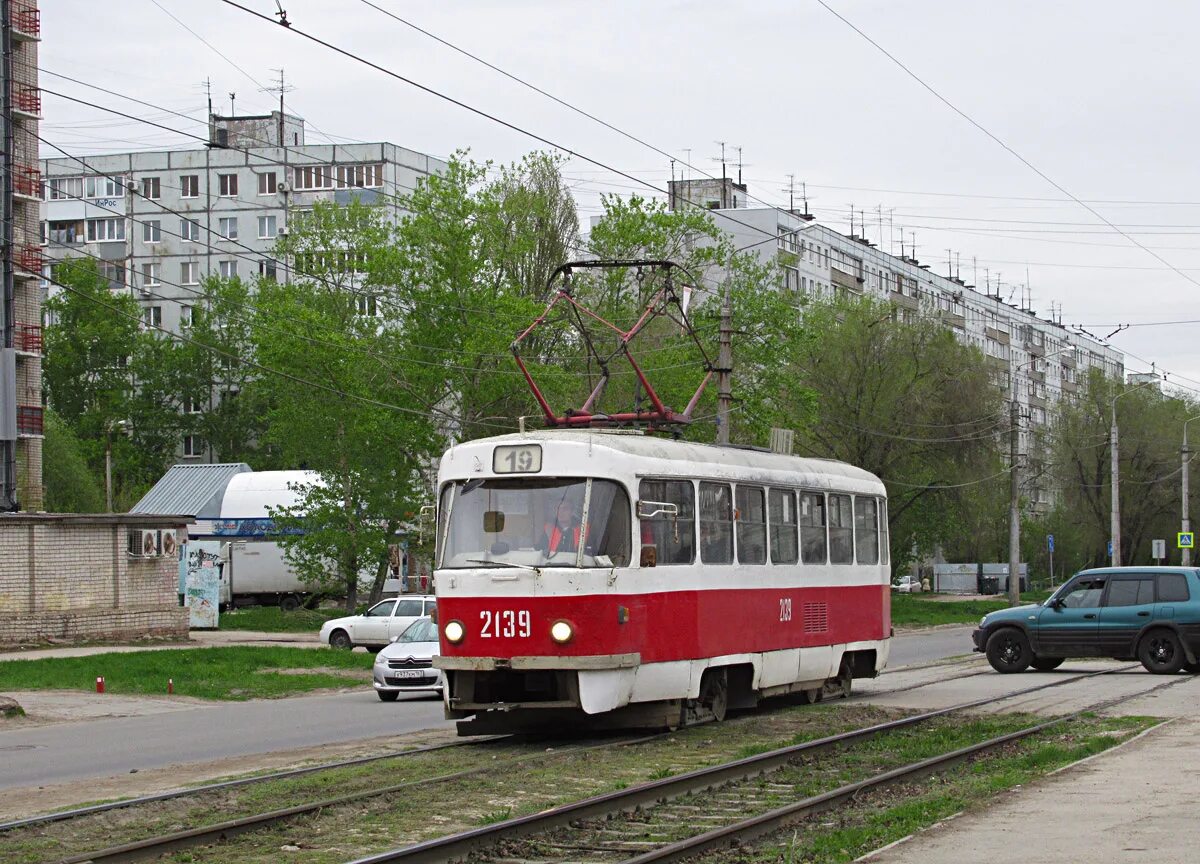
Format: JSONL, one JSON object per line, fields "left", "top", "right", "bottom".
{"left": 442, "top": 430, "right": 885, "bottom": 492}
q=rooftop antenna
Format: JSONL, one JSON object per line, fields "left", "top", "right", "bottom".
{"left": 228, "top": 91, "right": 236, "bottom": 115}
{"left": 946, "top": 248, "right": 953, "bottom": 278}
{"left": 262, "top": 68, "right": 295, "bottom": 145}
{"left": 735, "top": 145, "right": 745, "bottom": 185}
{"left": 955, "top": 251, "right": 961, "bottom": 281}
{"left": 682, "top": 147, "right": 692, "bottom": 183}
{"left": 972, "top": 255, "right": 977, "bottom": 287}
{"left": 783, "top": 174, "right": 795, "bottom": 213}
{"left": 802, "top": 181, "right": 810, "bottom": 217}
{"left": 908, "top": 230, "right": 917, "bottom": 262}
{"left": 848, "top": 203, "right": 856, "bottom": 237}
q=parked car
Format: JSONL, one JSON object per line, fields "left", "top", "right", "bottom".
{"left": 892, "top": 574, "right": 923, "bottom": 593}
{"left": 320, "top": 595, "right": 437, "bottom": 650}
{"left": 973, "top": 567, "right": 1200, "bottom": 674}
{"left": 372, "top": 617, "right": 443, "bottom": 701}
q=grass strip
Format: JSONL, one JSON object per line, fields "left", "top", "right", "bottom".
{"left": 216, "top": 606, "right": 346, "bottom": 633}
{"left": 891, "top": 591, "right": 1050, "bottom": 628}
{"left": 0, "top": 646, "right": 372, "bottom": 700}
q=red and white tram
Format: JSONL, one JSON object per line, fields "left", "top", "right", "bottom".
{"left": 433, "top": 429, "right": 891, "bottom": 733}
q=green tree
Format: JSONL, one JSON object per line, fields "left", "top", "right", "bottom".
{"left": 262, "top": 198, "right": 437, "bottom": 608}
{"left": 785, "top": 297, "right": 1007, "bottom": 568}
{"left": 42, "top": 408, "right": 104, "bottom": 512}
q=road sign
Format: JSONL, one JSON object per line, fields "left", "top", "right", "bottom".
{"left": 1153, "top": 539, "right": 1167, "bottom": 561}
{"left": 1047, "top": 534, "right": 1055, "bottom": 553}
{"left": 1107, "top": 540, "right": 1114, "bottom": 557}
{"left": 1179, "top": 532, "right": 1195, "bottom": 549}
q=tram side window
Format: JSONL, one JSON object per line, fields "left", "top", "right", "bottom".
{"left": 699, "top": 482, "right": 734, "bottom": 564}
{"left": 587, "top": 480, "right": 632, "bottom": 567}
{"left": 769, "top": 488, "right": 798, "bottom": 564}
{"left": 828, "top": 493, "right": 854, "bottom": 564}
{"left": 736, "top": 486, "right": 767, "bottom": 564}
{"left": 638, "top": 480, "right": 694, "bottom": 565}
{"left": 878, "top": 497, "right": 890, "bottom": 566}
{"left": 854, "top": 497, "right": 879, "bottom": 565}
{"left": 800, "top": 492, "right": 827, "bottom": 564}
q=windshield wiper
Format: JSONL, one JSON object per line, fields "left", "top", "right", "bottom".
{"left": 465, "top": 558, "right": 541, "bottom": 573}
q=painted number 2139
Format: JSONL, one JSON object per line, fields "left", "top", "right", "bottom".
{"left": 779, "top": 598, "right": 793, "bottom": 622}
{"left": 480, "top": 610, "right": 532, "bottom": 638}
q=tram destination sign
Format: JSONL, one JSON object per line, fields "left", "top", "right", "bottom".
{"left": 493, "top": 444, "right": 542, "bottom": 474}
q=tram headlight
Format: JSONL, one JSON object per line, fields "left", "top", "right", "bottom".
{"left": 444, "top": 620, "right": 465, "bottom": 644}
{"left": 550, "top": 619, "right": 574, "bottom": 644}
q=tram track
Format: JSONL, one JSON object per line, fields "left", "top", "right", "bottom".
{"left": 11, "top": 664, "right": 1174, "bottom": 864}
{"left": 343, "top": 665, "right": 1174, "bottom": 864}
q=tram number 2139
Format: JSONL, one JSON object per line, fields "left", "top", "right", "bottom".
{"left": 779, "top": 598, "right": 793, "bottom": 622}
{"left": 480, "top": 609, "right": 532, "bottom": 638}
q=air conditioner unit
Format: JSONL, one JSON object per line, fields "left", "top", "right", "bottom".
{"left": 161, "top": 530, "right": 178, "bottom": 559}
{"left": 278, "top": 225, "right": 290, "bottom": 236}
{"left": 278, "top": 181, "right": 291, "bottom": 193}
{"left": 141, "top": 529, "right": 161, "bottom": 558}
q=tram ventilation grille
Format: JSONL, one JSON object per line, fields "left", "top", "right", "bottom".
{"left": 803, "top": 602, "right": 828, "bottom": 633}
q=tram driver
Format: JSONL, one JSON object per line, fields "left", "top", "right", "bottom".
{"left": 540, "top": 498, "right": 583, "bottom": 556}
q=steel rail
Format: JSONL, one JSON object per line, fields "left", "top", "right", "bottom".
{"left": 616, "top": 675, "right": 1191, "bottom": 864}
{"left": 344, "top": 665, "right": 1133, "bottom": 864}
{"left": 0, "top": 736, "right": 512, "bottom": 834}
{"left": 51, "top": 734, "right": 660, "bottom": 864}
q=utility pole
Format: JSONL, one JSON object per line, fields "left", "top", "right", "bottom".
{"left": 1183, "top": 415, "right": 1200, "bottom": 566}
{"left": 1008, "top": 399, "right": 1022, "bottom": 605}
{"left": 1111, "top": 402, "right": 1121, "bottom": 567}
{"left": 716, "top": 281, "right": 733, "bottom": 445}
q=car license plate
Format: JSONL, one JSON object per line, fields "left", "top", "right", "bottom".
{"left": 394, "top": 670, "right": 425, "bottom": 679}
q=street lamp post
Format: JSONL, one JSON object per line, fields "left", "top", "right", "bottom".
{"left": 1110, "top": 378, "right": 1158, "bottom": 567}
{"left": 1182, "top": 414, "right": 1200, "bottom": 566}
{"left": 104, "top": 419, "right": 129, "bottom": 513}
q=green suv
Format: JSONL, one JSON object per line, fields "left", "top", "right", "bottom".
{"left": 972, "top": 567, "right": 1200, "bottom": 674}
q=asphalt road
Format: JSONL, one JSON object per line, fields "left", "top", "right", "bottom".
{"left": 0, "top": 626, "right": 973, "bottom": 793}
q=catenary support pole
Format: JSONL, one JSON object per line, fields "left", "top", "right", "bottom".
{"left": 1008, "top": 400, "right": 1021, "bottom": 606}
{"left": 716, "top": 281, "right": 732, "bottom": 445}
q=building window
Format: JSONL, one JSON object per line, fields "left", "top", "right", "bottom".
{"left": 219, "top": 260, "right": 237, "bottom": 279}
{"left": 183, "top": 435, "right": 203, "bottom": 457}
{"left": 142, "top": 262, "right": 160, "bottom": 287}
{"left": 86, "top": 217, "right": 125, "bottom": 242}
{"left": 218, "top": 173, "right": 238, "bottom": 197}
{"left": 258, "top": 172, "right": 277, "bottom": 195}
{"left": 47, "top": 176, "right": 84, "bottom": 201}
{"left": 143, "top": 306, "right": 163, "bottom": 328}
{"left": 85, "top": 176, "right": 123, "bottom": 199}
{"left": 183, "top": 396, "right": 202, "bottom": 414}
{"left": 180, "top": 218, "right": 201, "bottom": 242}
{"left": 292, "top": 164, "right": 335, "bottom": 191}
{"left": 356, "top": 294, "right": 378, "bottom": 316}
{"left": 181, "top": 175, "right": 199, "bottom": 198}
{"left": 48, "top": 220, "right": 83, "bottom": 244}
{"left": 141, "top": 177, "right": 161, "bottom": 199}
{"left": 181, "top": 261, "right": 199, "bottom": 285}
{"left": 142, "top": 220, "right": 161, "bottom": 243}
{"left": 335, "top": 163, "right": 384, "bottom": 189}
{"left": 99, "top": 261, "right": 126, "bottom": 288}
{"left": 218, "top": 217, "right": 238, "bottom": 240}
{"left": 180, "top": 305, "right": 193, "bottom": 328}
{"left": 257, "top": 215, "right": 277, "bottom": 239}
{"left": 258, "top": 258, "right": 278, "bottom": 281}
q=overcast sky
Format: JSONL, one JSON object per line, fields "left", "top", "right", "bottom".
{"left": 40, "top": 0, "right": 1200, "bottom": 392}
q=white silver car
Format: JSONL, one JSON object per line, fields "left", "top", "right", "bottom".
{"left": 372, "top": 617, "right": 443, "bottom": 701}
{"left": 319, "top": 595, "right": 436, "bottom": 650}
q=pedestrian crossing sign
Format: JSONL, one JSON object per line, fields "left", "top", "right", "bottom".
{"left": 1179, "top": 532, "right": 1195, "bottom": 549}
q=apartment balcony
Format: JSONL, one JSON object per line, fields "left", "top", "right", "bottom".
{"left": 11, "top": 3, "right": 40, "bottom": 40}
{"left": 1062, "top": 380, "right": 1079, "bottom": 394}
{"left": 16, "top": 406, "right": 44, "bottom": 437}
{"left": 939, "top": 309, "right": 967, "bottom": 330}
{"left": 1025, "top": 341, "right": 1045, "bottom": 357}
{"left": 831, "top": 267, "right": 863, "bottom": 293}
{"left": 984, "top": 326, "right": 1010, "bottom": 345}
{"left": 15, "top": 323, "right": 42, "bottom": 356}
{"left": 15, "top": 244, "right": 43, "bottom": 276}
{"left": 1061, "top": 353, "right": 1077, "bottom": 369}
{"left": 889, "top": 290, "right": 919, "bottom": 310}
{"left": 13, "top": 84, "right": 41, "bottom": 119}
{"left": 1028, "top": 370, "right": 1046, "bottom": 383}
{"left": 12, "top": 164, "right": 41, "bottom": 202}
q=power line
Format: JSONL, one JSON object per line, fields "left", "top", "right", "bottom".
{"left": 813, "top": 0, "right": 1200, "bottom": 296}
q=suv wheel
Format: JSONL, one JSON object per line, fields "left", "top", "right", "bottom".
{"left": 1030, "top": 656, "right": 1064, "bottom": 672}
{"left": 985, "top": 628, "right": 1031, "bottom": 673}
{"left": 1138, "top": 629, "right": 1185, "bottom": 674}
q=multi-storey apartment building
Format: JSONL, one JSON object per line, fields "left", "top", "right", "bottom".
{"left": 669, "top": 178, "right": 1125, "bottom": 511}
{"left": 40, "top": 112, "right": 447, "bottom": 334}
{"left": 1, "top": 0, "right": 43, "bottom": 511}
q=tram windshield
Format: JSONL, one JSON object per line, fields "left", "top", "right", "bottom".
{"left": 438, "top": 478, "right": 631, "bottom": 569}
